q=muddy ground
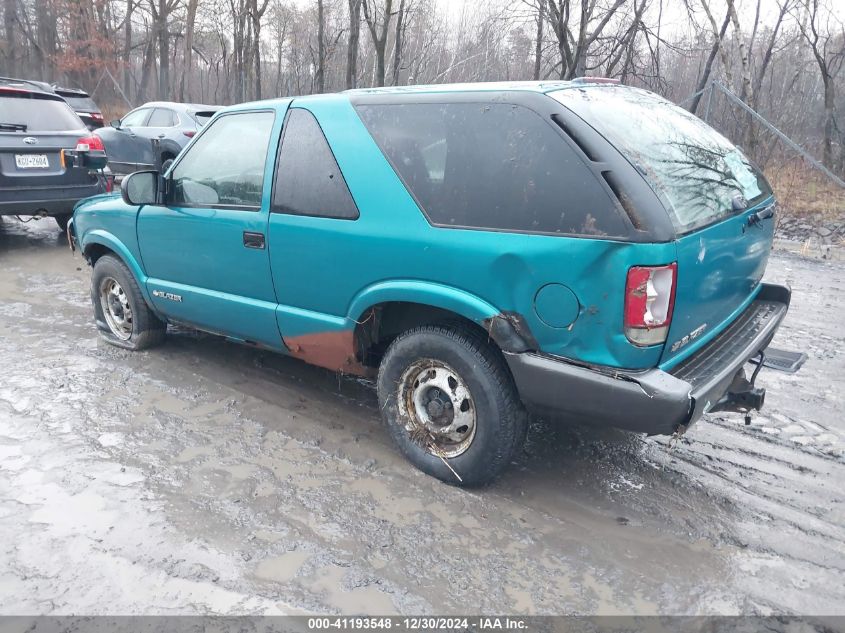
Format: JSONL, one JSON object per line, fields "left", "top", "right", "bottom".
{"left": 0, "top": 216, "right": 842, "bottom": 616}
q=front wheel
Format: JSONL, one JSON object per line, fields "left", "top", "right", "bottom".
{"left": 91, "top": 254, "right": 166, "bottom": 350}
{"left": 377, "top": 325, "right": 527, "bottom": 487}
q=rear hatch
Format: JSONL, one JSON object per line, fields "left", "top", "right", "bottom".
{"left": 0, "top": 89, "right": 96, "bottom": 199}
{"left": 552, "top": 85, "right": 776, "bottom": 367}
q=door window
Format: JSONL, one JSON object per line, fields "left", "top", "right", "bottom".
{"left": 170, "top": 110, "right": 276, "bottom": 209}
{"left": 121, "top": 108, "right": 151, "bottom": 127}
{"left": 147, "top": 108, "right": 177, "bottom": 127}
{"left": 272, "top": 108, "right": 358, "bottom": 219}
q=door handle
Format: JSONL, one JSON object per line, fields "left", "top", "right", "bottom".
{"left": 243, "top": 231, "right": 265, "bottom": 249}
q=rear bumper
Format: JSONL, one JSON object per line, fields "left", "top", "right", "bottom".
{"left": 0, "top": 184, "right": 104, "bottom": 216}
{"left": 504, "top": 283, "right": 791, "bottom": 435}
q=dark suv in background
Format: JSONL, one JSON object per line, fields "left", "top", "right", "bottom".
{"left": 53, "top": 87, "right": 104, "bottom": 130}
{"left": 0, "top": 77, "right": 104, "bottom": 130}
{"left": 0, "top": 78, "right": 108, "bottom": 231}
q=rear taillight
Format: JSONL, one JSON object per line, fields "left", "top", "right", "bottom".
{"left": 75, "top": 135, "right": 105, "bottom": 152}
{"left": 183, "top": 130, "right": 196, "bottom": 138}
{"left": 624, "top": 263, "right": 677, "bottom": 346}
{"left": 91, "top": 112, "right": 104, "bottom": 121}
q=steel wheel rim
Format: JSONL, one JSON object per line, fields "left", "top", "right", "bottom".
{"left": 99, "top": 276, "right": 133, "bottom": 341}
{"left": 398, "top": 359, "right": 477, "bottom": 458}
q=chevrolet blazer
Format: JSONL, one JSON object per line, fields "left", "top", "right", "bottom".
{"left": 69, "top": 80, "right": 797, "bottom": 486}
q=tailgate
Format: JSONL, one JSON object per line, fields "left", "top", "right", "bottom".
{"left": 0, "top": 132, "right": 93, "bottom": 189}
{"left": 661, "top": 199, "right": 776, "bottom": 367}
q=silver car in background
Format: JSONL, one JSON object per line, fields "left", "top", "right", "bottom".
{"left": 94, "top": 101, "right": 217, "bottom": 176}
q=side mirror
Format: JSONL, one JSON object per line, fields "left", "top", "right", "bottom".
{"left": 110, "top": 119, "right": 121, "bottom": 129}
{"left": 121, "top": 170, "right": 160, "bottom": 206}
{"left": 161, "top": 158, "right": 174, "bottom": 174}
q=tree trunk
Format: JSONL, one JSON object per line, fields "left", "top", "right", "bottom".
{"left": 316, "top": 0, "right": 325, "bottom": 92}
{"left": 123, "top": 0, "right": 134, "bottom": 100}
{"left": 157, "top": 0, "right": 169, "bottom": 99}
{"left": 390, "top": 0, "right": 405, "bottom": 85}
{"left": 252, "top": 0, "right": 265, "bottom": 99}
{"left": 180, "top": 0, "right": 199, "bottom": 102}
{"left": 346, "top": 0, "right": 362, "bottom": 89}
{"left": 823, "top": 77, "right": 835, "bottom": 169}
{"left": 3, "top": 0, "right": 17, "bottom": 76}
{"left": 363, "top": 0, "right": 393, "bottom": 87}
{"left": 689, "top": 9, "right": 730, "bottom": 115}
{"left": 533, "top": 2, "right": 543, "bottom": 81}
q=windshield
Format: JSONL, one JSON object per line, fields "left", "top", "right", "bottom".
{"left": 0, "top": 93, "right": 85, "bottom": 132}
{"left": 552, "top": 86, "right": 773, "bottom": 234}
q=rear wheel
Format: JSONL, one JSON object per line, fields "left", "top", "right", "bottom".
{"left": 91, "top": 254, "right": 166, "bottom": 350}
{"left": 54, "top": 214, "right": 71, "bottom": 232}
{"left": 377, "top": 324, "right": 527, "bottom": 487}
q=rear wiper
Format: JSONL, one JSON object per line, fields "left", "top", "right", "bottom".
{"left": 0, "top": 122, "right": 27, "bottom": 131}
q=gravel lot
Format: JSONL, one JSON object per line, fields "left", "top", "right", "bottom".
{"left": 0, "top": 216, "right": 842, "bottom": 616}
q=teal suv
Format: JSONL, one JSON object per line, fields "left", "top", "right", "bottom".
{"left": 70, "top": 81, "right": 796, "bottom": 486}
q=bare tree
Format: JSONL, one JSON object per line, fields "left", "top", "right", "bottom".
{"left": 150, "top": 0, "right": 179, "bottom": 100}
{"left": 362, "top": 0, "right": 394, "bottom": 87}
{"left": 542, "top": 0, "right": 627, "bottom": 79}
{"left": 346, "top": 0, "right": 362, "bottom": 88}
{"left": 794, "top": 0, "right": 845, "bottom": 169}
{"left": 316, "top": 0, "right": 325, "bottom": 92}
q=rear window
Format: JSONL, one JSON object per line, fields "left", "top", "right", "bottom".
{"left": 553, "top": 87, "right": 773, "bottom": 234}
{"left": 355, "top": 102, "right": 627, "bottom": 237}
{"left": 192, "top": 112, "right": 214, "bottom": 126}
{"left": 0, "top": 93, "right": 84, "bottom": 132}
{"left": 60, "top": 95, "right": 99, "bottom": 111}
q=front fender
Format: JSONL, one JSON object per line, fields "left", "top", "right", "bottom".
{"left": 81, "top": 229, "right": 153, "bottom": 305}
{"left": 347, "top": 280, "right": 500, "bottom": 327}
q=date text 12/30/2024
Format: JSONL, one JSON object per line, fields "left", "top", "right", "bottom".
{"left": 307, "top": 618, "right": 528, "bottom": 630}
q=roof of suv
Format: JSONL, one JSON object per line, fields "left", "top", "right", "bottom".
{"left": 136, "top": 101, "right": 219, "bottom": 112}
{"left": 225, "top": 79, "right": 624, "bottom": 114}
{"left": 343, "top": 79, "right": 612, "bottom": 96}
{"left": 0, "top": 77, "right": 55, "bottom": 94}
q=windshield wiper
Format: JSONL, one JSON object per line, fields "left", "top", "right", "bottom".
{"left": 0, "top": 122, "right": 27, "bottom": 132}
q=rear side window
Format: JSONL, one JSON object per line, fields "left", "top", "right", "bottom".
{"left": 192, "top": 112, "right": 214, "bottom": 126}
{"left": 148, "top": 108, "right": 177, "bottom": 127}
{"left": 0, "top": 94, "right": 84, "bottom": 132}
{"left": 272, "top": 108, "right": 358, "bottom": 219}
{"left": 355, "top": 102, "right": 626, "bottom": 237}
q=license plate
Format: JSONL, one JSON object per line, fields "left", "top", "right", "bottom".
{"left": 15, "top": 154, "right": 49, "bottom": 169}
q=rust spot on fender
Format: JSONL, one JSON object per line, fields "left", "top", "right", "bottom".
{"left": 283, "top": 329, "right": 373, "bottom": 377}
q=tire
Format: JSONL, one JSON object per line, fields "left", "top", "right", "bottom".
{"left": 54, "top": 214, "right": 71, "bottom": 232}
{"left": 91, "top": 254, "right": 166, "bottom": 350}
{"left": 377, "top": 324, "right": 527, "bottom": 487}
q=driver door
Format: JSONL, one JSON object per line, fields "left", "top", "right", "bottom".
{"left": 100, "top": 107, "right": 157, "bottom": 173}
{"left": 136, "top": 107, "right": 286, "bottom": 349}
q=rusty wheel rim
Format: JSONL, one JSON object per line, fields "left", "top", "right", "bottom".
{"left": 398, "top": 359, "right": 477, "bottom": 458}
